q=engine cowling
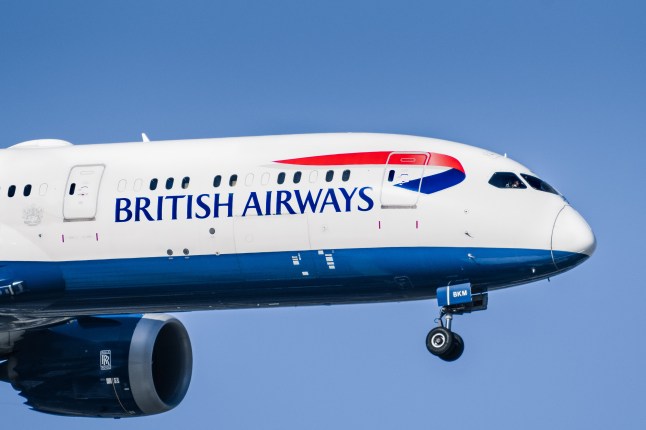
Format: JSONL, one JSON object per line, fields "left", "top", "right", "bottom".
{"left": 0, "top": 314, "right": 192, "bottom": 418}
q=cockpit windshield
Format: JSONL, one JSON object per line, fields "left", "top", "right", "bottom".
{"left": 520, "top": 174, "right": 560, "bottom": 195}
{"left": 488, "top": 172, "right": 526, "bottom": 189}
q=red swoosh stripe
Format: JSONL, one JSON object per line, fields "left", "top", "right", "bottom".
{"left": 276, "top": 152, "right": 391, "bottom": 166}
{"left": 275, "top": 151, "right": 464, "bottom": 173}
{"left": 426, "top": 153, "right": 464, "bottom": 173}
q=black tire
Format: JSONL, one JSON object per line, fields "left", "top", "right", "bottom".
{"left": 439, "top": 332, "right": 464, "bottom": 362}
{"left": 426, "top": 327, "right": 454, "bottom": 356}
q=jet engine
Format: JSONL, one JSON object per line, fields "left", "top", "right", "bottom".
{"left": 0, "top": 314, "right": 192, "bottom": 418}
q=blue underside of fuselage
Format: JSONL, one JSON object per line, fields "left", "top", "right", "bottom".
{"left": 0, "top": 247, "right": 588, "bottom": 315}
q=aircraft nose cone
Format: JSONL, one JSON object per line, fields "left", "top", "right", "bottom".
{"left": 551, "top": 205, "right": 596, "bottom": 269}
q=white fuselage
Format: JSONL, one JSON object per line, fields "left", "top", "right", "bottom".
{"left": 0, "top": 133, "right": 595, "bottom": 316}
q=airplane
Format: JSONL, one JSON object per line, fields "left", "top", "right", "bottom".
{"left": 0, "top": 132, "right": 595, "bottom": 418}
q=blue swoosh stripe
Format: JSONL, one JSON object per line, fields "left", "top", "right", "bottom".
{"left": 396, "top": 169, "right": 466, "bottom": 194}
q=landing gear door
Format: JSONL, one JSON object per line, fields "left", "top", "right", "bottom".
{"left": 63, "top": 165, "right": 105, "bottom": 221}
{"left": 380, "top": 152, "right": 429, "bottom": 208}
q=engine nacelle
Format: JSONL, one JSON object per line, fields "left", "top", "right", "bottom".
{"left": 0, "top": 314, "right": 192, "bottom": 418}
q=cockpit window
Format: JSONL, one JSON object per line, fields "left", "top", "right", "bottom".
{"left": 488, "top": 172, "right": 527, "bottom": 189}
{"left": 520, "top": 174, "right": 560, "bottom": 195}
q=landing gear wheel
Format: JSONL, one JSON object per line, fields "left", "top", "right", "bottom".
{"left": 439, "top": 332, "right": 464, "bottom": 362}
{"left": 426, "top": 327, "right": 454, "bottom": 356}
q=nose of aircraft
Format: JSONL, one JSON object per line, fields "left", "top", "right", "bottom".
{"left": 551, "top": 205, "right": 596, "bottom": 269}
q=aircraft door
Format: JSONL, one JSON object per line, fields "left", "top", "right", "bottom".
{"left": 380, "top": 152, "right": 429, "bottom": 208}
{"left": 63, "top": 165, "right": 105, "bottom": 221}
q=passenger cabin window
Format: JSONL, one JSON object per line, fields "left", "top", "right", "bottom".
{"left": 261, "top": 173, "right": 270, "bottom": 185}
{"left": 520, "top": 174, "right": 560, "bottom": 195}
{"left": 213, "top": 175, "right": 222, "bottom": 188}
{"left": 325, "top": 170, "right": 334, "bottom": 182}
{"left": 293, "top": 171, "right": 302, "bottom": 184}
{"left": 181, "top": 176, "right": 190, "bottom": 189}
{"left": 309, "top": 171, "right": 318, "bottom": 183}
{"left": 117, "top": 180, "right": 127, "bottom": 192}
{"left": 342, "top": 169, "right": 351, "bottom": 182}
{"left": 245, "top": 174, "right": 254, "bottom": 186}
{"left": 277, "top": 172, "right": 286, "bottom": 185}
{"left": 150, "top": 178, "right": 158, "bottom": 190}
{"left": 8, "top": 185, "right": 16, "bottom": 198}
{"left": 23, "top": 184, "right": 32, "bottom": 197}
{"left": 165, "top": 177, "right": 174, "bottom": 190}
{"left": 488, "top": 172, "right": 527, "bottom": 189}
{"left": 229, "top": 174, "right": 238, "bottom": 187}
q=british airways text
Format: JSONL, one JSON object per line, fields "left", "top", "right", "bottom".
{"left": 115, "top": 187, "right": 375, "bottom": 222}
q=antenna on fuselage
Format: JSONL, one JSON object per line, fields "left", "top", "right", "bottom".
{"left": 141, "top": 133, "right": 150, "bottom": 142}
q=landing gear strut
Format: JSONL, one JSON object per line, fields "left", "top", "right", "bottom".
{"left": 426, "top": 308, "right": 464, "bottom": 361}
{"left": 427, "top": 284, "right": 488, "bottom": 362}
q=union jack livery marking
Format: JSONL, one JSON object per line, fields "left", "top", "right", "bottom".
{"left": 275, "top": 151, "right": 466, "bottom": 195}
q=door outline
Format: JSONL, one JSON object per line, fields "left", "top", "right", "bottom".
{"left": 63, "top": 164, "right": 105, "bottom": 221}
{"left": 380, "top": 152, "right": 429, "bottom": 209}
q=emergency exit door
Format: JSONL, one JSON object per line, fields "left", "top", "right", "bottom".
{"left": 380, "top": 152, "right": 429, "bottom": 208}
{"left": 63, "top": 165, "right": 105, "bottom": 221}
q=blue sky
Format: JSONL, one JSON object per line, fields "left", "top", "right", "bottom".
{"left": 0, "top": 1, "right": 644, "bottom": 429}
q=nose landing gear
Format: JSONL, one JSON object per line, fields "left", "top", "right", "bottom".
{"left": 426, "top": 308, "right": 465, "bottom": 361}
{"left": 427, "top": 284, "right": 487, "bottom": 361}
